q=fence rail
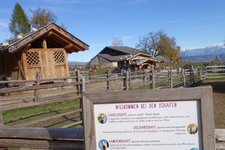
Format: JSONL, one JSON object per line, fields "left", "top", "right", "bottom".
{"left": 0, "top": 127, "right": 224, "bottom": 149}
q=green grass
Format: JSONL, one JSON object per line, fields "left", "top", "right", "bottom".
{"left": 3, "top": 99, "right": 80, "bottom": 124}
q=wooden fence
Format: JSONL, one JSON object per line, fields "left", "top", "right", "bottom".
{"left": 0, "top": 67, "right": 220, "bottom": 149}
{"left": 205, "top": 65, "right": 225, "bottom": 80}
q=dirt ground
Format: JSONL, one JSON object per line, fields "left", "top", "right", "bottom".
{"left": 200, "top": 81, "right": 225, "bottom": 128}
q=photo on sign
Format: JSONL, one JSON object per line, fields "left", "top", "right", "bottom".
{"left": 98, "top": 139, "right": 109, "bottom": 150}
{"left": 97, "top": 113, "right": 108, "bottom": 124}
{"left": 187, "top": 123, "right": 198, "bottom": 134}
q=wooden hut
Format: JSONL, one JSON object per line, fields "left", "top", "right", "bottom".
{"left": 126, "top": 53, "right": 160, "bottom": 70}
{"left": 118, "top": 53, "right": 160, "bottom": 71}
{"left": 0, "top": 23, "right": 89, "bottom": 80}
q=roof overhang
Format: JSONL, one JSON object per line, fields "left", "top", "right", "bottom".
{"left": 4, "top": 23, "right": 89, "bottom": 54}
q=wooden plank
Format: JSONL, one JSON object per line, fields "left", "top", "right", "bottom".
{"left": 0, "top": 139, "right": 83, "bottom": 150}
{"left": 0, "top": 127, "right": 83, "bottom": 140}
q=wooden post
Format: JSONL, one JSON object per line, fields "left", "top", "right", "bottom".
{"left": 143, "top": 70, "right": 147, "bottom": 87}
{"left": 81, "top": 76, "right": 85, "bottom": 93}
{"left": 129, "top": 69, "right": 131, "bottom": 87}
{"left": 182, "top": 68, "right": 186, "bottom": 88}
{"left": 198, "top": 67, "right": 203, "bottom": 80}
{"left": 169, "top": 69, "right": 173, "bottom": 88}
{"left": 125, "top": 70, "right": 129, "bottom": 91}
{"left": 33, "top": 72, "right": 40, "bottom": 102}
{"left": 76, "top": 70, "right": 81, "bottom": 95}
{"left": 191, "top": 68, "right": 195, "bottom": 85}
{"left": 205, "top": 66, "right": 208, "bottom": 79}
{"left": 106, "top": 69, "right": 110, "bottom": 90}
{"left": 150, "top": 68, "right": 155, "bottom": 89}
{"left": 0, "top": 107, "right": 4, "bottom": 127}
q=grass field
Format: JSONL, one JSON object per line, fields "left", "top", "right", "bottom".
{"left": 3, "top": 99, "right": 80, "bottom": 127}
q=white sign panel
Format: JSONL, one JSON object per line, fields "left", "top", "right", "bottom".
{"left": 94, "top": 101, "right": 202, "bottom": 150}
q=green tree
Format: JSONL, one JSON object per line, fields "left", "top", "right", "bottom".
{"left": 30, "top": 8, "right": 57, "bottom": 29}
{"left": 9, "top": 2, "right": 30, "bottom": 37}
{"left": 136, "top": 31, "right": 180, "bottom": 62}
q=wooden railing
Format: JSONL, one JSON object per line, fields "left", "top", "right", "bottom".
{"left": 0, "top": 68, "right": 206, "bottom": 110}
{"left": 0, "top": 127, "right": 84, "bottom": 150}
{"left": 0, "top": 127, "right": 224, "bottom": 149}
{"left": 205, "top": 65, "right": 225, "bottom": 80}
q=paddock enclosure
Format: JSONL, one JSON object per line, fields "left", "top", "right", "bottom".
{"left": 0, "top": 66, "right": 224, "bottom": 149}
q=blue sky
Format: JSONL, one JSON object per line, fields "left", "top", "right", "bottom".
{"left": 1, "top": 0, "right": 225, "bottom": 62}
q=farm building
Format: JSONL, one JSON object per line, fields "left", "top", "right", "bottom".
{"left": 89, "top": 46, "right": 161, "bottom": 70}
{"left": 0, "top": 23, "right": 89, "bottom": 80}
{"left": 89, "top": 46, "right": 138, "bottom": 68}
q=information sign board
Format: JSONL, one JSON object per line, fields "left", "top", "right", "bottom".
{"left": 83, "top": 87, "right": 215, "bottom": 150}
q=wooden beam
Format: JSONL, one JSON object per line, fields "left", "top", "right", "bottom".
{"left": 64, "top": 43, "right": 73, "bottom": 49}
{"left": 42, "top": 39, "right": 47, "bottom": 49}
{"left": 17, "top": 60, "right": 26, "bottom": 80}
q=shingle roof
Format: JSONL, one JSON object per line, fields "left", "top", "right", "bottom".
{"left": 98, "top": 53, "right": 129, "bottom": 61}
{"left": 0, "top": 23, "right": 89, "bottom": 53}
{"left": 94, "top": 46, "right": 139, "bottom": 62}
{"left": 106, "top": 46, "right": 139, "bottom": 55}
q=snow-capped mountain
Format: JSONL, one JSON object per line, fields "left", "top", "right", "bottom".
{"left": 180, "top": 44, "right": 225, "bottom": 61}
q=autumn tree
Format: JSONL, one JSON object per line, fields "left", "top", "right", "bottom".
{"left": 136, "top": 31, "right": 180, "bottom": 62}
{"left": 157, "top": 34, "right": 181, "bottom": 62}
{"left": 30, "top": 8, "right": 57, "bottom": 29}
{"left": 9, "top": 2, "right": 30, "bottom": 37}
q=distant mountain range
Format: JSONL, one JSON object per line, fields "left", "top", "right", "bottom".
{"left": 180, "top": 44, "right": 225, "bottom": 62}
